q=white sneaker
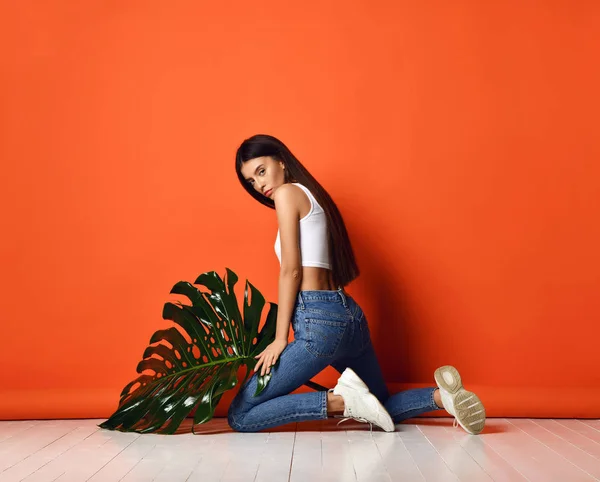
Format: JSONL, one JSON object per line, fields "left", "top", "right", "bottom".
{"left": 434, "top": 365, "right": 486, "bottom": 435}
{"left": 332, "top": 368, "right": 395, "bottom": 432}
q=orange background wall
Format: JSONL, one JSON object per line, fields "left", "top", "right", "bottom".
{"left": 1, "top": 1, "right": 599, "bottom": 421}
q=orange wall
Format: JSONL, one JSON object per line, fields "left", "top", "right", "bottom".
{"left": 1, "top": 1, "right": 599, "bottom": 421}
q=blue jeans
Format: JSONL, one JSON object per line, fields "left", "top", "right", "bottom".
{"left": 227, "top": 288, "right": 441, "bottom": 432}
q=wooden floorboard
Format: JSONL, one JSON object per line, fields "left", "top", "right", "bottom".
{"left": 0, "top": 418, "right": 598, "bottom": 481}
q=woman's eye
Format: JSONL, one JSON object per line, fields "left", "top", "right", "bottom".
{"left": 247, "top": 169, "right": 265, "bottom": 185}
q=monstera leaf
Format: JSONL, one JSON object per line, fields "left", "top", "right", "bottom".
{"left": 99, "top": 267, "right": 298, "bottom": 434}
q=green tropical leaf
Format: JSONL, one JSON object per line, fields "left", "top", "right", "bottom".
{"left": 99, "top": 267, "right": 292, "bottom": 434}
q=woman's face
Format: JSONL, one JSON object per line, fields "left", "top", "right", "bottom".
{"left": 240, "top": 156, "right": 287, "bottom": 199}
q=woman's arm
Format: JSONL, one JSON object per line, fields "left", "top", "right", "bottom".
{"left": 273, "top": 185, "right": 303, "bottom": 342}
{"left": 254, "top": 185, "right": 302, "bottom": 376}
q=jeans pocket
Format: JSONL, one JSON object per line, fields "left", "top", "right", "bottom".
{"left": 304, "top": 306, "right": 352, "bottom": 321}
{"left": 305, "top": 318, "right": 347, "bottom": 358}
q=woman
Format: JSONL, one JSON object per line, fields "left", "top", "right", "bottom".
{"left": 228, "top": 134, "right": 486, "bottom": 435}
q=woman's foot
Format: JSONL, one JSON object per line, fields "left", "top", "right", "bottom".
{"left": 330, "top": 368, "right": 395, "bottom": 432}
{"left": 434, "top": 365, "right": 486, "bottom": 435}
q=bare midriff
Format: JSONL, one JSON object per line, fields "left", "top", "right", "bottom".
{"left": 299, "top": 266, "right": 337, "bottom": 291}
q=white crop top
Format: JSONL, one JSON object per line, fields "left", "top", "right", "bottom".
{"left": 274, "top": 183, "right": 331, "bottom": 269}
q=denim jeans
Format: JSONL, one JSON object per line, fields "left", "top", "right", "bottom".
{"left": 227, "top": 288, "right": 441, "bottom": 432}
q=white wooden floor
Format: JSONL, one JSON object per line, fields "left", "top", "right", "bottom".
{"left": 0, "top": 418, "right": 599, "bottom": 482}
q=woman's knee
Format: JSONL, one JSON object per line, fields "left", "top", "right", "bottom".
{"left": 227, "top": 397, "right": 254, "bottom": 432}
{"left": 227, "top": 411, "right": 256, "bottom": 433}
{"left": 227, "top": 415, "right": 247, "bottom": 432}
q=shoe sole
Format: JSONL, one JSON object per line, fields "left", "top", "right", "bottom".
{"left": 434, "top": 365, "right": 486, "bottom": 435}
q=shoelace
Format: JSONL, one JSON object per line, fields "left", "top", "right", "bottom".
{"left": 451, "top": 414, "right": 485, "bottom": 431}
{"left": 451, "top": 398, "right": 485, "bottom": 432}
{"left": 338, "top": 415, "right": 457, "bottom": 432}
{"left": 336, "top": 416, "right": 374, "bottom": 433}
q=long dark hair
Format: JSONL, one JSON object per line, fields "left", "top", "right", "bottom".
{"left": 235, "top": 134, "right": 360, "bottom": 288}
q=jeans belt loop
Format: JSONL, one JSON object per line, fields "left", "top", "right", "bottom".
{"left": 337, "top": 286, "right": 347, "bottom": 308}
{"left": 297, "top": 291, "right": 305, "bottom": 310}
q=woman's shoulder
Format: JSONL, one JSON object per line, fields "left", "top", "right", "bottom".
{"left": 272, "top": 183, "right": 309, "bottom": 203}
{"left": 273, "top": 183, "right": 315, "bottom": 218}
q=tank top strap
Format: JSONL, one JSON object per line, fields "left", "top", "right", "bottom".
{"left": 291, "top": 182, "right": 323, "bottom": 214}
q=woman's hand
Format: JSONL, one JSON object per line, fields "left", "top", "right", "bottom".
{"left": 254, "top": 339, "right": 288, "bottom": 376}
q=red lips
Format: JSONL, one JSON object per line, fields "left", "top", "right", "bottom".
{"left": 264, "top": 189, "right": 273, "bottom": 197}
